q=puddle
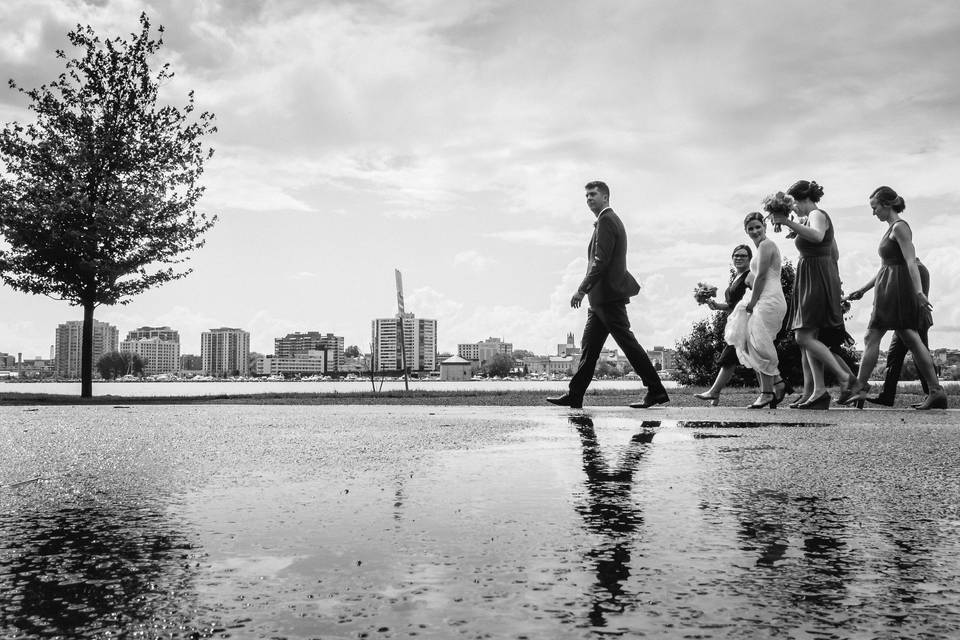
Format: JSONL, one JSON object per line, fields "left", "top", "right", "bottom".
{"left": 1, "top": 406, "right": 957, "bottom": 638}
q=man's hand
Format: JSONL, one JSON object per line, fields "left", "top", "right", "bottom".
{"left": 571, "top": 291, "right": 585, "bottom": 309}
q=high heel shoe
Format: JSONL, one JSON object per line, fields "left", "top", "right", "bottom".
{"left": 841, "top": 382, "right": 871, "bottom": 409}
{"left": 837, "top": 377, "right": 865, "bottom": 405}
{"left": 788, "top": 394, "right": 810, "bottom": 409}
{"left": 694, "top": 392, "right": 720, "bottom": 407}
{"left": 772, "top": 379, "right": 787, "bottom": 408}
{"left": 748, "top": 392, "right": 776, "bottom": 409}
{"left": 915, "top": 390, "right": 948, "bottom": 410}
{"left": 797, "top": 392, "right": 831, "bottom": 410}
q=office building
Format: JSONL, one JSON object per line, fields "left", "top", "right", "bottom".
{"left": 255, "top": 350, "right": 327, "bottom": 376}
{"left": 371, "top": 313, "right": 437, "bottom": 372}
{"left": 54, "top": 320, "right": 119, "bottom": 379}
{"left": 458, "top": 337, "right": 513, "bottom": 365}
{"left": 201, "top": 327, "right": 250, "bottom": 376}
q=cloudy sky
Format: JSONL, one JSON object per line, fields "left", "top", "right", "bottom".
{"left": 2, "top": 0, "right": 960, "bottom": 359}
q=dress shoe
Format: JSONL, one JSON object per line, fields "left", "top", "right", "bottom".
{"left": 788, "top": 394, "right": 810, "bottom": 409}
{"left": 797, "top": 392, "right": 831, "bottom": 410}
{"left": 865, "top": 395, "right": 895, "bottom": 407}
{"left": 914, "top": 390, "right": 948, "bottom": 410}
{"left": 630, "top": 391, "right": 670, "bottom": 409}
{"left": 546, "top": 394, "right": 582, "bottom": 409}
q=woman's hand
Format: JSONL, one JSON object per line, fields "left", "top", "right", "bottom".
{"left": 844, "top": 289, "right": 863, "bottom": 302}
{"left": 917, "top": 291, "right": 933, "bottom": 310}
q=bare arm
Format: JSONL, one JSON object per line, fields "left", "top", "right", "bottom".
{"left": 845, "top": 267, "right": 883, "bottom": 301}
{"left": 779, "top": 210, "right": 828, "bottom": 243}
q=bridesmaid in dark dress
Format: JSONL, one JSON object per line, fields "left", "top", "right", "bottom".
{"left": 695, "top": 244, "right": 752, "bottom": 405}
{"left": 845, "top": 186, "right": 946, "bottom": 410}
{"left": 771, "top": 180, "right": 858, "bottom": 409}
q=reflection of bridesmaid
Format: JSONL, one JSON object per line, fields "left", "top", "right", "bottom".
{"left": 773, "top": 180, "right": 858, "bottom": 409}
{"left": 569, "top": 416, "right": 654, "bottom": 628}
{"left": 843, "top": 187, "right": 947, "bottom": 410}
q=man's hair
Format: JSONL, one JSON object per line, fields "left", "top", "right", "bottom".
{"left": 584, "top": 181, "right": 610, "bottom": 198}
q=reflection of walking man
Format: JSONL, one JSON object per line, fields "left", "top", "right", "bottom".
{"left": 547, "top": 181, "right": 669, "bottom": 409}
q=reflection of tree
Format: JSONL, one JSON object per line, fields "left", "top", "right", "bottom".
{"left": 569, "top": 416, "right": 657, "bottom": 628}
{"left": 0, "top": 503, "right": 206, "bottom": 637}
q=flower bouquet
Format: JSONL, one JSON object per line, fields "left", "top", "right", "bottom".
{"left": 762, "top": 191, "right": 796, "bottom": 233}
{"left": 693, "top": 282, "right": 718, "bottom": 305}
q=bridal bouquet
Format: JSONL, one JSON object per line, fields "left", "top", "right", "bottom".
{"left": 762, "top": 191, "right": 796, "bottom": 233}
{"left": 693, "top": 282, "right": 718, "bottom": 305}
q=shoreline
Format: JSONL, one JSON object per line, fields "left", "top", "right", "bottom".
{"left": 0, "top": 387, "right": 945, "bottom": 407}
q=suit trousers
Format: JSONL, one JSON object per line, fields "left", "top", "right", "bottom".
{"left": 568, "top": 301, "right": 665, "bottom": 400}
{"left": 880, "top": 326, "right": 930, "bottom": 399}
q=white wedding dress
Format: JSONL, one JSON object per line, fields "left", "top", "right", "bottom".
{"left": 724, "top": 239, "right": 787, "bottom": 376}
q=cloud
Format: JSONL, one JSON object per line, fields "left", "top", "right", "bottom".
{"left": 452, "top": 250, "right": 494, "bottom": 272}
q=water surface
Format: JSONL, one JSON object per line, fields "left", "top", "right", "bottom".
{"left": 2, "top": 406, "right": 958, "bottom": 638}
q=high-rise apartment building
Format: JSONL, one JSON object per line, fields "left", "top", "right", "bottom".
{"left": 125, "top": 326, "right": 180, "bottom": 342}
{"left": 274, "top": 331, "right": 344, "bottom": 373}
{"left": 54, "top": 320, "right": 119, "bottom": 379}
{"left": 119, "top": 326, "right": 181, "bottom": 376}
{"left": 201, "top": 327, "right": 250, "bottom": 376}
{"left": 371, "top": 313, "right": 437, "bottom": 372}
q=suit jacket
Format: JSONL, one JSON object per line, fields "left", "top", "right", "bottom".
{"left": 577, "top": 208, "right": 641, "bottom": 306}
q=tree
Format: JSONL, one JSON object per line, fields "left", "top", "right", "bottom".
{"left": 0, "top": 14, "right": 216, "bottom": 398}
{"left": 96, "top": 350, "right": 145, "bottom": 379}
{"left": 483, "top": 353, "right": 515, "bottom": 377}
{"left": 344, "top": 345, "right": 361, "bottom": 358}
{"left": 512, "top": 349, "right": 535, "bottom": 359}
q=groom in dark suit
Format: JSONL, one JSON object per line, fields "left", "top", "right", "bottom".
{"left": 547, "top": 181, "right": 669, "bottom": 409}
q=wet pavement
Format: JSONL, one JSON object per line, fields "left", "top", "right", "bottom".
{"left": 1, "top": 404, "right": 959, "bottom": 639}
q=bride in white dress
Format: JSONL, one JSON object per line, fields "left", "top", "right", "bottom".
{"left": 724, "top": 212, "right": 788, "bottom": 408}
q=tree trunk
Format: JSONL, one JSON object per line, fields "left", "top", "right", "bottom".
{"left": 81, "top": 302, "right": 94, "bottom": 398}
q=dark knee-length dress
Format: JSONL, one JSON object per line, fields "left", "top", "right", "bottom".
{"left": 791, "top": 210, "right": 845, "bottom": 332}
{"left": 869, "top": 221, "right": 926, "bottom": 330}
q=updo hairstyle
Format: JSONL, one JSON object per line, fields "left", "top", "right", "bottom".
{"left": 743, "top": 211, "right": 765, "bottom": 228}
{"left": 787, "top": 180, "right": 824, "bottom": 203}
{"left": 870, "top": 186, "right": 906, "bottom": 213}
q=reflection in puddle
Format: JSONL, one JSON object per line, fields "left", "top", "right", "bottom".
{"left": 678, "top": 421, "right": 834, "bottom": 429}
{"left": 0, "top": 503, "right": 217, "bottom": 638}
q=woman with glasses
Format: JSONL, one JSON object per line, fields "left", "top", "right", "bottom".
{"left": 724, "top": 212, "right": 788, "bottom": 408}
{"left": 694, "top": 244, "right": 753, "bottom": 405}
{"left": 842, "top": 186, "right": 947, "bottom": 410}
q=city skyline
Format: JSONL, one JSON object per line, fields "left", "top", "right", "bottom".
{"left": 2, "top": 1, "right": 960, "bottom": 360}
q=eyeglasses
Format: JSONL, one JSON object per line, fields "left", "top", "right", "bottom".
{"left": 732, "top": 254, "right": 750, "bottom": 259}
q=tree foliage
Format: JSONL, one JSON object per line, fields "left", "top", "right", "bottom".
{"left": 344, "top": 345, "right": 361, "bottom": 358}
{"left": 96, "top": 351, "right": 145, "bottom": 380}
{"left": 483, "top": 353, "right": 515, "bottom": 377}
{"left": 0, "top": 14, "right": 217, "bottom": 397}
